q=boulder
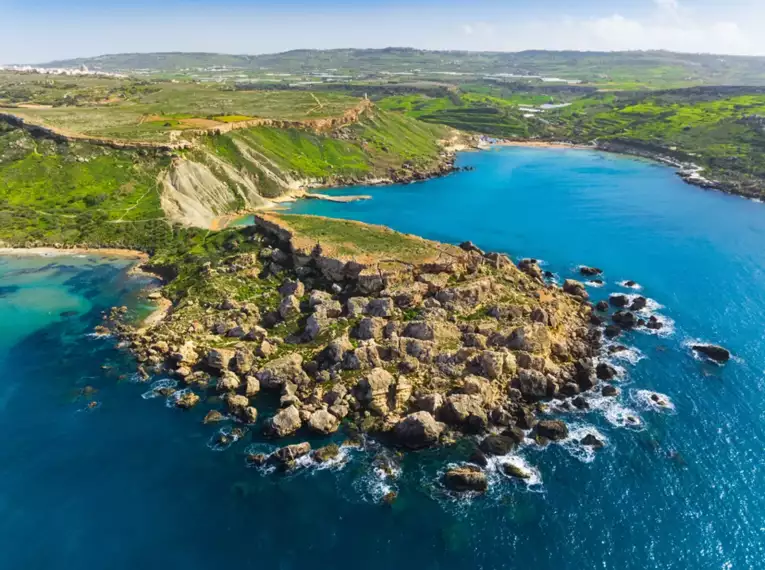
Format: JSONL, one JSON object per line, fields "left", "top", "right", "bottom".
{"left": 581, "top": 434, "right": 605, "bottom": 449}
{"left": 227, "top": 394, "right": 249, "bottom": 413}
{"left": 518, "top": 259, "right": 543, "bottom": 281}
{"left": 279, "top": 279, "right": 305, "bottom": 298}
{"left": 441, "top": 394, "right": 488, "bottom": 432}
{"left": 232, "top": 348, "right": 254, "bottom": 375}
{"left": 216, "top": 370, "right": 241, "bottom": 392}
{"left": 503, "top": 462, "right": 533, "bottom": 479}
{"left": 265, "top": 405, "right": 302, "bottom": 437}
{"left": 601, "top": 384, "right": 619, "bottom": 397}
{"left": 442, "top": 465, "right": 488, "bottom": 492}
{"left": 356, "top": 368, "right": 394, "bottom": 414}
{"left": 595, "top": 300, "right": 609, "bottom": 312}
{"left": 245, "top": 376, "right": 261, "bottom": 397}
{"left": 479, "top": 350, "right": 506, "bottom": 380}
{"left": 346, "top": 296, "right": 370, "bottom": 318}
{"left": 206, "top": 348, "right": 235, "bottom": 370}
{"left": 415, "top": 392, "right": 444, "bottom": 415}
{"left": 612, "top": 310, "right": 637, "bottom": 329}
{"left": 604, "top": 324, "right": 622, "bottom": 339}
{"left": 535, "top": 419, "right": 569, "bottom": 441}
{"left": 304, "top": 312, "right": 328, "bottom": 341}
{"left": 394, "top": 411, "right": 445, "bottom": 449}
{"left": 256, "top": 353, "right": 309, "bottom": 390}
{"left": 630, "top": 296, "right": 648, "bottom": 311}
{"left": 312, "top": 444, "right": 341, "bottom": 463}
{"left": 479, "top": 435, "right": 517, "bottom": 456}
{"left": 574, "top": 358, "right": 597, "bottom": 390}
{"left": 609, "top": 294, "right": 629, "bottom": 308}
{"left": 175, "top": 391, "right": 200, "bottom": 409}
{"left": 505, "top": 325, "right": 551, "bottom": 353}
{"left": 579, "top": 266, "right": 603, "bottom": 276}
{"left": 691, "top": 344, "right": 731, "bottom": 363}
{"left": 242, "top": 406, "right": 258, "bottom": 424}
{"left": 563, "top": 279, "right": 588, "bottom": 299}
{"left": 365, "top": 298, "right": 394, "bottom": 318}
{"left": 596, "top": 362, "right": 618, "bottom": 381}
{"left": 203, "top": 410, "right": 224, "bottom": 424}
{"left": 355, "top": 317, "right": 384, "bottom": 341}
{"left": 278, "top": 295, "right": 301, "bottom": 320}
{"left": 518, "top": 369, "right": 549, "bottom": 401}
{"left": 307, "top": 409, "right": 340, "bottom": 434}
{"left": 272, "top": 442, "right": 311, "bottom": 463}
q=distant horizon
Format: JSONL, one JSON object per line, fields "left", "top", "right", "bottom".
{"left": 14, "top": 46, "right": 765, "bottom": 67}
{"left": 3, "top": 0, "right": 765, "bottom": 63}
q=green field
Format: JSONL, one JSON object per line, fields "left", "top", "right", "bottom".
{"left": 35, "top": 48, "right": 765, "bottom": 88}
{"left": 0, "top": 73, "right": 362, "bottom": 142}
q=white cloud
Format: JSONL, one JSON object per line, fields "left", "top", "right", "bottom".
{"left": 459, "top": 0, "right": 760, "bottom": 55}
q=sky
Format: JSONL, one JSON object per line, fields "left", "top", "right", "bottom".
{"left": 2, "top": 0, "right": 765, "bottom": 63}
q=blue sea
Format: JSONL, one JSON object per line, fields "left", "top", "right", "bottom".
{"left": 2, "top": 146, "right": 764, "bottom": 569}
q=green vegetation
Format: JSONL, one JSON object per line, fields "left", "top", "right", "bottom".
{"left": 270, "top": 213, "right": 460, "bottom": 264}
{"left": 35, "top": 48, "right": 765, "bottom": 88}
{"left": 0, "top": 73, "right": 361, "bottom": 142}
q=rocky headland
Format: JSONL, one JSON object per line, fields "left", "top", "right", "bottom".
{"left": 105, "top": 213, "right": 606, "bottom": 489}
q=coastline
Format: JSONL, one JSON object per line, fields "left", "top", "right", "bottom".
{"left": 0, "top": 246, "right": 148, "bottom": 260}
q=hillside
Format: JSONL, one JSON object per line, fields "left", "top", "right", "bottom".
{"left": 31, "top": 48, "right": 765, "bottom": 87}
{"left": 0, "top": 77, "right": 457, "bottom": 249}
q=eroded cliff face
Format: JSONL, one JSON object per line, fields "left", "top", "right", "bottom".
{"left": 161, "top": 157, "right": 271, "bottom": 228}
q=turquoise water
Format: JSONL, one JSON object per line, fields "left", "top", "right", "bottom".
{"left": 3, "top": 147, "right": 765, "bottom": 569}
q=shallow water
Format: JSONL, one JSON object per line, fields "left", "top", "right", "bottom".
{"left": 3, "top": 147, "right": 765, "bottom": 569}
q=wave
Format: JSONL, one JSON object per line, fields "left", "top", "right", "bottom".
{"left": 617, "top": 280, "right": 643, "bottom": 290}
{"left": 140, "top": 378, "right": 177, "bottom": 399}
{"left": 206, "top": 425, "right": 245, "bottom": 452}
{"left": 633, "top": 389, "right": 676, "bottom": 413}
{"left": 585, "top": 394, "right": 644, "bottom": 430}
{"left": 559, "top": 423, "right": 609, "bottom": 463}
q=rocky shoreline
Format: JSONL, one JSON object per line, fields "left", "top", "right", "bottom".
{"left": 100, "top": 213, "right": 615, "bottom": 492}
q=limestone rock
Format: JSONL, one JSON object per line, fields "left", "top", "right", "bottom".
{"left": 442, "top": 465, "right": 488, "bottom": 492}
{"left": 256, "top": 353, "right": 309, "bottom": 390}
{"left": 279, "top": 279, "right": 305, "bottom": 298}
{"left": 245, "top": 375, "right": 261, "bottom": 397}
{"left": 175, "top": 391, "right": 200, "bottom": 409}
{"left": 265, "top": 405, "right": 302, "bottom": 437}
{"left": 227, "top": 394, "right": 249, "bottom": 413}
{"left": 518, "top": 369, "right": 549, "bottom": 401}
{"left": 356, "top": 368, "right": 394, "bottom": 415}
{"left": 394, "top": 411, "right": 445, "bottom": 449}
{"left": 207, "top": 348, "right": 235, "bottom": 370}
{"left": 479, "top": 435, "right": 517, "bottom": 456}
{"left": 535, "top": 419, "right": 569, "bottom": 441}
{"left": 308, "top": 409, "right": 340, "bottom": 434}
{"left": 272, "top": 442, "right": 311, "bottom": 463}
{"left": 216, "top": 370, "right": 241, "bottom": 393}
{"left": 278, "top": 295, "right": 301, "bottom": 319}
{"left": 441, "top": 394, "right": 488, "bottom": 432}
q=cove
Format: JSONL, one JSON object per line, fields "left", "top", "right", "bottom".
{"left": 1, "top": 146, "right": 764, "bottom": 570}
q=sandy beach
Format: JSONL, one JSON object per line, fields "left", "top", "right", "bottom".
{"left": 0, "top": 247, "right": 148, "bottom": 260}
